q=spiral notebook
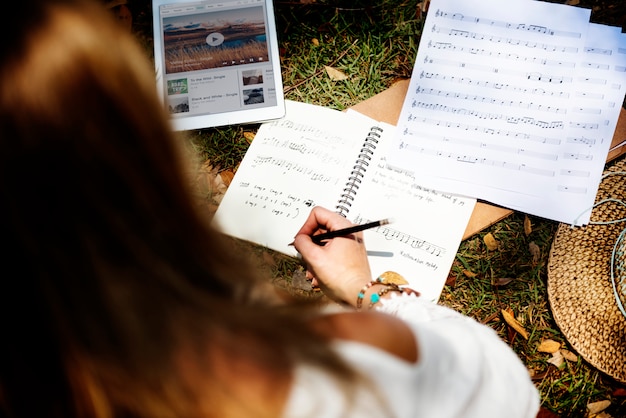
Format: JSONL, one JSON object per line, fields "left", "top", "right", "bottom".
{"left": 212, "top": 100, "right": 476, "bottom": 301}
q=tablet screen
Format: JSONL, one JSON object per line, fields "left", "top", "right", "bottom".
{"left": 152, "top": 0, "right": 285, "bottom": 130}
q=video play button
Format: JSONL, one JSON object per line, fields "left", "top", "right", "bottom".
{"left": 206, "top": 32, "right": 224, "bottom": 46}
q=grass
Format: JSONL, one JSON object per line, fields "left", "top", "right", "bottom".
{"left": 129, "top": 0, "right": 626, "bottom": 416}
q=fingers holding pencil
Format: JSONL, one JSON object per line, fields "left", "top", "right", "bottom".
{"left": 293, "top": 207, "right": 374, "bottom": 305}
{"left": 293, "top": 206, "right": 390, "bottom": 245}
{"left": 311, "top": 218, "right": 391, "bottom": 245}
{"left": 294, "top": 206, "right": 352, "bottom": 239}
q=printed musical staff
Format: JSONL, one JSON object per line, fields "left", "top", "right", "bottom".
{"left": 557, "top": 185, "right": 587, "bottom": 194}
{"left": 431, "top": 24, "right": 579, "bottom": 53}
{"left": 413, "top": 87, "right": 567, "bottom": 113}
{"left": 560, "top": 168, "right": 590, "bottom": 177}
{"left": 428, "top": 41, "right": 576, "bottom": 68}
{"left": 434, "top": 9, "right": 582, "bottom": 39}
{"left": 419, "top": 71, "right": 570, "bottom": 98}
{"left": 389, "top": 0, "right": 626, "bottom": 225}
{"left": 566, "top": 136, "right": 597, "bottom": 147}
{"left": 585, "top": 47, "right": 612, "bottom": 56}
{"left": 403, "top": 115, "right": 564, "bottom": 138}
{"left": 424, "top": 55, "right": 574, "bottom": 83}
{"left": 400, "top": 130, "right": 558, "bottom": 160}
{"left": 396, "top": 142, "right": 556, "bottom": 177}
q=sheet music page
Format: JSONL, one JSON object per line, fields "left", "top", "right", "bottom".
{"left": 590, "top": 25, "right": 626, "bottom": 156}
{"left": 212, "top": 100, "right": 379, "bottom": 256}
{"left": 387, "top": 0, "right": 626, "bottom": 225}
{"left": 346, "top": 110, "right": 476, "bottom": 301}
{"left": 567, "top": 23, "right": 626, "bottom": 222}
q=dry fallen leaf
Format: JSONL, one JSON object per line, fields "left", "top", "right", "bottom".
{"left": 219, "top": 170, "right": 235, "bottom": 187}
{"left": 494, "top": 277, "right": 515, "bottom": 287}
{"left": 529, "top": 241, "right": 541, "bottom": 265}
{"left": 501, "top": 309, "right": 529, "bottom": 340}
{"left": 524, "top": 215, "right": 532, "bottom": 235}
{"left": 613, "top": 388, "right": 626, "bottom": 397}
{"left": 537, "top": 339, "right": 561, "bottom": 353}
{"left": 463, "top": 269, "right": 478, "bottom": 278}
{"left": 311, "top": 38, "right": 320, "bottom": 46}
{"left": 416, "top": 0, "right": 430, "bottom": 19}
{"left": 547, "top": 350, "right": 565, "bottom": 369}
{"left": 587, "top": 400, "right": 611, "bottom": 415}
{"left": 560, "top": 349, "right": 578, "bottom": 362}
{"left": 243, "top": 131, "right": 256, "bottom": 143}
{"left": 195, "top": 160, "right": 229, "bottom": 211}
{"left": 483, "top": 233, "right": 499, "bottom": 251}
{"left": 324, "top": 65, "right": 349, "bottom": 81}
{"left": 379, "top": 271, "right": 409, "bottom": 285}
{"left": 445, "top": 274, "right": 456, "bottom": 287}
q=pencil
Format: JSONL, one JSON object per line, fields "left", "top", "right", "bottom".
{"left": 311, "top": 218, "right": 391, "bottom": 245}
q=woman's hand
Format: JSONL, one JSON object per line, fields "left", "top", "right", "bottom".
{"left": 293, "top": 207, "right": 373, "bottom": 306}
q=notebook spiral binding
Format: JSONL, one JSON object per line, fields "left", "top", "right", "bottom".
{"left": 335, "top": 126, "right": 383, "bottom": 217}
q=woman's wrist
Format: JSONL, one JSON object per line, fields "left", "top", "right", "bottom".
{"left": 352, "top": 273, "right": 421, "bottom": 310}
{"left": 356, "top": 278, "right": 402, "bottom": 310}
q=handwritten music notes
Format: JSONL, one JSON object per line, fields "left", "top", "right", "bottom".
{"left": 213, "top": 100, "right": 476, "bottom": 301}
{"left": 389, "top": 0, "right": 626, "bottom": 225}
{"left": 346, "top": 109, "right": 475, "bottom": 300}
{"left": 213, "top": 100, "right": 374, "bottom": 256}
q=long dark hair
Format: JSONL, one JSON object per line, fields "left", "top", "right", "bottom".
{"left": 0, "top": 1, "right": 354, "bottom": 417}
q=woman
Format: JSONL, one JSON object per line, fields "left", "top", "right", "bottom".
{"left": 0, "top": 1, "right": 539, "bottom": 417}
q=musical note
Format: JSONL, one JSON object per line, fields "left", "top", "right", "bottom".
{"left": 417, "top": 71, "right": 571, "bottom": 98}
{"left": 575, "top": 91, "right": 604, "bottom": 100}
{"left": 394, "top": 1, "right": 621, "bottom": 226}
{"left": 579, "top": 77, "right": 607, "bottom": 85}
{"left": 560, "top": 169, "right": 590, "bottom": 177}
{"left": 403, "top": 120, "right": 561, "bottom": 145}
{"left": 563, "top": 153, "right": 593, "bottom": 161}
{"left": 557, "top": 185, "right": 587, "bottom": 194}
{"left": 251, "top": 155, "right": 338, "bottom": 183}
{"left": 431, "top": 24, "right": 579, "bottom": 52}
{"left": 377, "top": 225, "right": 446, "bottom": 257}
{"left": 396, "top": 139, "right": 558, "bottom": 174}
{"left": 434, "top": 8, "right": 581, "bottom": 38}
{"left": 585, "top": 47, "right": 612, "bottom": 55}
{"left": 413, "top": 88, "right": 567, "bottom": 114}
{"left": 572, "top": 107, "right": 601, "bottom": 114}
{"left": 526, "top": 72, "right": 571, "bottom": 84}
{"left": 427, "top": 41, "right": 576, "bottom": 68}
{"left": 582, "top": 62, "right": 610, "bottom": 70}
{"left": 258, "top": 137, "right": 348, "bottom": 166}
{"left": 566, "top": 136, "right": 597, "bottom": 146}
{"left": 569, "top": 122, "right": 599, "bottom": 129}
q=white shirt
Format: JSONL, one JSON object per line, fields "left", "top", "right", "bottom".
{"left": 283, "top": 294, "right": 539, "bottom": 418}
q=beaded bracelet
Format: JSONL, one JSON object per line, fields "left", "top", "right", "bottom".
{"left": 367, "top": 285, "right": 402, "bottom": 309}
{"left": 356, "top": 277, "right": 402, "bottom": 310}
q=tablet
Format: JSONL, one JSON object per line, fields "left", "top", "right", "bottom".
{"left": 152, "top": 0, "right": 285, "bottom": 130}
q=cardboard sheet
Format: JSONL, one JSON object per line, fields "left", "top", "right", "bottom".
{"left": 350, "top": 79, "right": 626, "bottom": 239}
